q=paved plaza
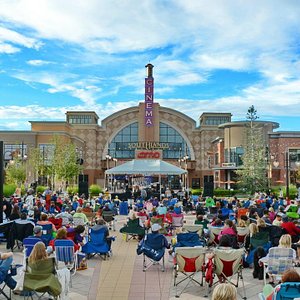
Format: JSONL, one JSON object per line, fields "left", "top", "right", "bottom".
{"left": 1, "top": 215, "right": 298, "bottom": 300}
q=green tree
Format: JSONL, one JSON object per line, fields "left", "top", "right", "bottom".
{"left": 5, "top": 157, "right": 26, "bottom": 186}
{"left": 236, "top": 106, "right": 268, "bottom": 194}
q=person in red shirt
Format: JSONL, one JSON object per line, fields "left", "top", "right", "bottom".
{"left": 281, "top": 216, "right": 300, "bottom": 243}
{"left": 49, "top": 227, "right": 79, "bottom": 252}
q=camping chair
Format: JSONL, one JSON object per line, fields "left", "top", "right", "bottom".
{"left": 171, "top": 214, "right": 184, "bottom": 234}
{"left": 23, "top": 257, "right": 62, "bottom": 300}
{"left": 137, "top": 233, "right": 167, "bottom": 272}
{"left": 54, "top": 239, "right": 78, "bottom": 287}
{"left": 182, "top": 224, "right": 203, "bottom": 237}
{"left": 101, "top": 210, "right": 116, "bottom": 231}
{"left": 119, "top": 218, "right": 146, "bottom": 242}
{"left": 83, "top": 211, "right": 96, "bottom": 224}
{"left": 262, "top": 247, "right": 295, "bottom": 285}
{"left": 61, "top": 216, "right": 71, "bottom": 226}
{"left": 40, "top": 223, "right": 53, "bottom": 246}
{"left": 207, "top": 226, "right": 223, "bottom": 246}
{"left": 237, "top": 208, "right": 249, "bottom": 219}
{"left": 174, "top": 247, "right": 206, "bottom": 298}
{"left": 82, "top": 227, "right": 112, "bottom": 260}
{"left": 138, "top": 215, "right": 148, "bottom": 228}
{"left": 48, "top": 217, "right": 62, "bottom": 230}
{"left": 212, "top": 248, "right": 246, "bottom": 299}
{"left": 173, "top": 233, "right": 204, "bottom": 250}
{"left": 236, "top": 227, "right": 250, "bottom": 247}
{"left": 23, "top": 237, "right": 41, "bottom": 258}
{"left": 72, "top": 217, "right": 86, "bottom": 227}
{"left": 7, "top": 222, "right": 34, "bottom": 251}
{"left": 273, "top": 282, "right": 300, "bottom": 300}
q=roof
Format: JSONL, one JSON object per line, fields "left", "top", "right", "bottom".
{"left": 105, "top": 159, "right": 187, "bottom": 175}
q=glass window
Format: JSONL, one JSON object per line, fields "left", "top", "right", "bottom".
{"left": 4, "top": 144, "right": 28, "bottom": 161}
{"left": 159, "top": 122, "right": 190, "bottom": 159}
{"left": 108, "top": 122, "right": 138, "bottom": 158}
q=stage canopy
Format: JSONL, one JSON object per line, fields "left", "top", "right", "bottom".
{"left": 105, "top": 159, "right": 187, "bottom": 176}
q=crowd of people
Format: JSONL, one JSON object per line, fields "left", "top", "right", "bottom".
{"left": 0, "top": 187, "right": 300, "bottom": 298}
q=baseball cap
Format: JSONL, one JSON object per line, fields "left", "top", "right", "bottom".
{"left": 33, "top": 226, "right": 42, "bottom": 234}
{"left": 151, "top": 223, "right": 162, "bottom": 232}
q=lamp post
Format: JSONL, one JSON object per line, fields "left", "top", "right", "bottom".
{"left": 106, "top": 154, "right": 111, "bottom": 191}
{"left": 183, "top": 155, "right": 189, "bottom": 190}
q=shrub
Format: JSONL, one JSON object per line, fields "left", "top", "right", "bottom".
{"left": 89, "top": 184, "right": 102, "bottom": 196}
{"left": 67, "top": 185, "right": 78, "bottom": 195}
{"left": 191, "top": 188, "right": 203, "bottom": 195}
{"left": 36, "top": 185, "right": 47, "bottom": 194}
{"left": 3, "top": 184, "right": 17, "bottom": 197}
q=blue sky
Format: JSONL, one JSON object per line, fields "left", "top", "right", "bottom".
{"left": 0, "top": 0, "right": 300, "bottom": 131}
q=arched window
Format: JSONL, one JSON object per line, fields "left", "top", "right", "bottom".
{"left": 109, "top": 122, "right": 138, "bottom": 158}
{"left": 159, "top": 122, "right": 190, "bottom": 159}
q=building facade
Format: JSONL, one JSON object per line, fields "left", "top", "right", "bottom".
{"left": 1, "top": 64, "right": 300, "bottom": 190}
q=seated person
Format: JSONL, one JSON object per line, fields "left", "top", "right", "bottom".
{"left": 73, "top": 207, "right": 89, "bottom": 224}
{"left": 259, "top": 234, "right": 296, "bottom": 285}
{"left": 49, "top": 227, "right": 80, "bottom": 252}
{"left": 218, "top": 219, "right": 237, "bottom": 241}
{"left": 15, "top": 212, "right": 35, "bottom": 227}
{"left": 0, "top": 251, "right": 17, "bottom": 290}
{"left": 281, "top": 216, "right": 300, "bottom": 243}
{"left": 82, "top": 203, "right": 93, "bottom": 213}
{"left": 55, "top": 207, "right": 73, "bottom": 224}
{"left": 92, "top": 218, "right": 115, "bottom": 249}
{"left": 212, "top": 283, "right": 237, "bottom": 300}
{"left": 24, "top": 242, "right": 61, "bottom": 297}
{"left": 37, "top": 213, "right": 57, "bottom": 232}
{"left": 194, "top": 214, "right": 209, "bottom": 229}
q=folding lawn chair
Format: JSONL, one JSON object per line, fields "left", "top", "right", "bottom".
{"left": 273, "top": 282, "right": 300, "bottom": 300}
{"left": 207, "top": 225, "right": 223, "bottom": 246}
{"left": 171, "top": 214, "right": 184, "bottom": 233}
{"left": 182, "top": 224, "right": 203, "bottom": 237}
{"left": 54, "top": 239, "right": 78, "bottom": 287}
{"left": 137, "top": 233, "right": 167, "bottom": 272}
{"left": 174, "top": 247, "right": 206, "bottom": 298}
{"left": 237, "top": 227, "right": 249, "bottom": 247}
{"left": 213, "top": 248, "right": 246, "bottom": 299}
{"left": 262, "top": 247, "right": 295, "bottom": 285}
{"left": 23, "top": 237, "right": 41, "bottom": 258}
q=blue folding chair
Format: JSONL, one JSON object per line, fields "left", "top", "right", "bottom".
{"left": 82, "top": 227, "right": 111, "bottom": 260}
{"left": 54, "top": 239, "right": 78, "bottom": 274}
{"left": 54, "top": 239, "right": 78, "bottom": 287}
{"left": 40, "top": 224, "right": 53, "bottom": 245}
{"left": 23, "top": 237, "right": 41, "bottom": 258}
{"left": 273, "top": 282, "right": 300, "bottom": 299}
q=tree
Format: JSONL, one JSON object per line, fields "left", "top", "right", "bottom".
{"left": 5, "top": 157, "right": 26, "bottom": 186}
{"left": 28, "top": 136, "right": 83, "bottom": 190}
{"left": 236, "top": 106, "right": 268, "bottom": 194}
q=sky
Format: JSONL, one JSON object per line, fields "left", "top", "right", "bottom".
{"left": 0, "top": 0, "right": 300, "bottom": 131}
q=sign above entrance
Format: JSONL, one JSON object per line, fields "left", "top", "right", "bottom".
{"left": 128, "top": 142, "right": 169, "bottom": 150}
{"left": 135, "top": 150, "right": 162, "bottom": 159}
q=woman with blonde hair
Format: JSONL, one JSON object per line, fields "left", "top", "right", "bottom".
{"left": 212, "top": 283, "right": 237, "bottom": 300}
{"left": 28, "top": 242, "right": 48, "bottom": 264}
{"left": 259, "top": 234, "right": 296, "bottom": 285}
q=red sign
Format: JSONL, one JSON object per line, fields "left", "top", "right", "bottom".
{"left": 136, "top": 150, "right": 161, "bottom": 159}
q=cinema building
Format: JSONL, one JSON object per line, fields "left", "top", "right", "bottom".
{"left": 1, "top": 64, "right": 300, "bottom": 191}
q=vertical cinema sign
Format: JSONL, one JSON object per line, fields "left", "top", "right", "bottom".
{"left": 145, "top": 63, "right": 154, "bottom": 127}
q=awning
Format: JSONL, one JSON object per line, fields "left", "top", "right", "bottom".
{"left": 105, "top": 159, "right": 187, "bottom": 175}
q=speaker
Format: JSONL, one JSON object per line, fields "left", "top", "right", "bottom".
{"left": 78, "top": 182, "right": 89, "bottom": 198}
{"left": 203, "top": 182, "right": 214, "bottom": 197}
{"left": 79, "top": 174, "right": 88, "bottom": 183}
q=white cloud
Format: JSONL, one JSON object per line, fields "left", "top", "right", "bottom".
{"left": 27, "top": 59, "right": 52, "bottom": 66}
{"left": 0, "top": 26, "right": 42, "bottom": 49}
{"left": 12, "top": 72, "right": 102, "bottom": 105}
{"left": 0, "top": 43, "right": 20, "bottom": 54}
